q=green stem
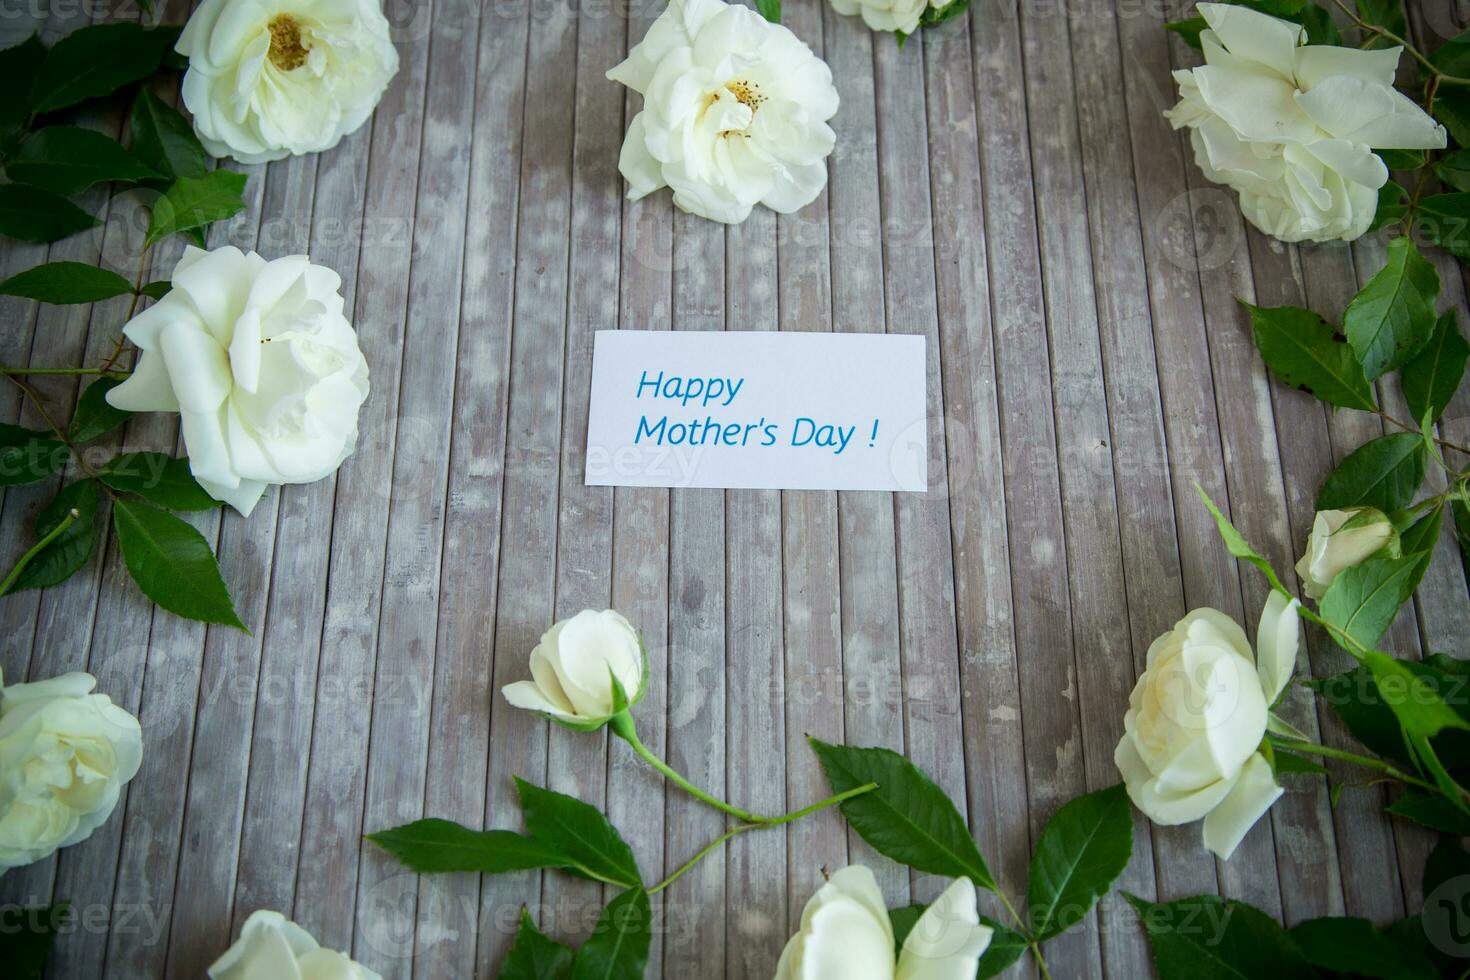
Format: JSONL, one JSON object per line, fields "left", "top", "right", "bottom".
{"left": 0, "top": 366, "right": 128, "bottom": 377}
{"left": 0, "top": 508, "right": 78, "bottom": 596}
{"left": 647, "top": 783, "right": 878, "bottom": 895}
{"left": 1033, "top": 945, "right": 1054, "bottom": 980}
{"left": 609, "top": 712, "right": 769, "bottom": 824}
{"left": 1330, "top": 0, "right": 1470, "bottom": 85}
{"left": 1272, "top": 738, "right": 1438, "bottom": 792}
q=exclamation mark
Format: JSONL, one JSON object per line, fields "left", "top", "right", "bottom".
{"left": 868, "top": 419, "right": 879, "bottom": 448}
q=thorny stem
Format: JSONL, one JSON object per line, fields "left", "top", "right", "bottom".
{"left": 2, "top": 373, "right": 113, "bottom": 489}
{"left": 1271, "top": 738, "right": 1439, "bottom": 792}
{"left": 1375, "top": 410, "right": 1470, "bottom": 460}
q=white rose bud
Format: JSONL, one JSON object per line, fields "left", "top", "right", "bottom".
{"left": 0, "top": 671, "right": 142, "bottom": 875}
{"left": 1114, "top": 594, "right": 1301, "bottom": 860}
{"left": 1165, "top": 3, "right": 1444, "bottom": 243}
{"left": 1295, "top": 507, "right": 1397, "bottom": 600}
{"left": 776, "top": 866, "right": 992, "bottom": 980}
{"left": 106, "top": 246, "right": 371, "bottom": 518}
{"left": 209, "top": 909, "right": 381, "bottom": 980}
{"left": 177, "top": 0, "right": 399, "bottom": 164}
{"left": 502, "top": 609, "right": 645, "bottom": 729}
{"left": 607, "top": 0, "right": 839, "bottom": 224}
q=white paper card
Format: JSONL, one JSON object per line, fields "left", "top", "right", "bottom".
{"left": 585, "top": 330, "right": 927, "bottom": 492}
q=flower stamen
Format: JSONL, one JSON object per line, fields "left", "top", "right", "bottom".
{"left": 267, "top": 14, "right": 310, "bottom": 72}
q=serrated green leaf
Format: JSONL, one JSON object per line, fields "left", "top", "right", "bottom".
{"left": 1026, "top": 783, "right": 1131, "bottom": 939}
{"left": 975, "top": 916, "right": 1029, "bottom": 979}
{"left": 1438, "top": 150, "right": 1470, "bottom": 192}
{"left": 1195, "top": 484, "right": 1288, "bottom": 593}
{"left": 514, "top": 778, "right": 641, "bottom": 888}
{"left": 1364, "top": 650, "right": 1470, "bottom": 738}
{"left": 0, "top": 35, "right": 46, "bottom": 152}
{"left": 570, "top": 889, "right": 650, "bottom": 980}
{"left": 0, "top": 423, "right": 65, "bottom": 486}
{"left": 0, "top": 262, "right": 132, "bottom": 305}
{"left": 129, "top": 89, "right": 207, "bottom": 181}
{"left": 112, "top": 497, "right": 244, "bottom": 629}
{"left": 0, "top": 902, "right": 69, "bottom": 980}
{"left": 1317, "top": 433, "right": 1426, "bottom": 513}
{"left": 29, "top": 23, "right": 180, "bottom": 114}
{"left": 6, "top": 126, "right": 158, "bottom": 196}
{"left": 0, "top": 183, "right": 98, "bottom": 244}
{"left": 1307, "top": 669, "right": 1412, "bottom": 765}
{"left": 145, "top": 170, "right": 248, "bottom": 247}
{"left": 1320, "top": 550, "right": 1430, "bottom": 650}
{"left": 1289, "top": 916, "right": 1437, "bottom": 979}
{"left": 809, "top": 738, "right": 995, "bottom": 890}
{"left": 1389, "top": 787, "right": 1470, "bottom": 833}
{"left": 1, "top": 479, "right": 100, "bottom": 594}
{"left": 1416, "top": 193, "right": 1470, "bottom": 261}
{"left": 99, "top": 453, "right": 221, "bottom": 511}
{"left": 1402, "top": 310, "right": 1468, "bottom": 424}
{"left": 1344, "top": 236, "right": 1440, "bottom": 380}
{"left": 367, "top": 818, "right": 575, "bottom": 875}
{"left": 68, "top": 378, "right": 130, "bottom": 443}
{"left": 498, "top": 909, "right": 574, "bottom": 980}
{"left": 1165, "top": 15, "right": 1207, "bottom": 48}
{"left": 1243, "top": 302, "right": 1376, "bottom": 411}
{"left": 1125, "top": 892, "right": 1315, "bottom": 979}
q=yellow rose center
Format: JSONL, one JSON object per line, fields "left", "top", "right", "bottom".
{"left": 267, "top": 14, "right": 309, "bottom": 72}
{"left": 706, "top": 80, "right": 765, "bottom": 140}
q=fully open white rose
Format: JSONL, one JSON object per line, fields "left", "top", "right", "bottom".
{"left": 106, "top": 246, "right": 370, "bottom": 517}
{"left": 0, "top": 671, "right": 142, "bottom": 875}
{"left": 502, "top": 609, "right": 645, "bottom": 727}
{"left": 210, "top": 909, "right": 381, "bottom": 980}
{"left": 776, "top": 866, "right": 992, "bottom": 980}
{"left": 178, "top": 0, "right": 399, "bottom": 164}
{"left": 1295, "top": 507, "right": 1396, "bottom": 600}
{"left": 828, "top": 0, "right": 953, "bottom": 37}
{"left": 607, "top": 0, "right": 839, "bottom": 224}
{"left": 1114, "top": 594, "right": 1301, "bottom": 859}
{"left": 1165, "top": 3, "right": 1445, "bottom": 243}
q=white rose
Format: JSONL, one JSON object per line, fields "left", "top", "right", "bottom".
{"left": 1295, "top": 507, "right": 1397, "bottom": 600}
{"left": 1165, "top": 3, "right": 1444, "bottom": 243}
{"left": 502, "top": 609, "right": 645, "bottom": 727}
{"left": 209, "top": 909, "right": 381, "bottom": 980}
{"left": 177, "top": 0, "right": 399, "bottom": 164}
{"left": 0, "top": 671, "right": 142, "bottom": 875}
{"left": 607, "top": 0, "right": 839, "bottom": 224}
{"left": 1114, "top": 594, "right": 1301, "bottom": 860}
{"left": 828, "top": 0, "right": 953, "bottom": 37}
{"left": 776, "top": 866, "right": 992, "bottom": 980}
{"left": 106, "top": 246, "right": 370, "bottom": 518}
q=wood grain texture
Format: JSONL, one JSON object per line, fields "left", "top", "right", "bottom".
{"left": 0, "top": 0, "right": 1455, "bottom": 976}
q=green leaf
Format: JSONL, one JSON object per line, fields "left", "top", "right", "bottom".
{"left": 30, "top": 23, "right": 180, "bottom": 114}
{"left": 1364, "top": 650, "right": 1470, "bottom": 738}
{"left": 138, "top": 280, "right": 171, "bottom": 300}
{"left": 2, "top": 479, "right": 100, "bottom": 594}
{"left": 145, "top": 170, "right": 248, "bottom": 247}
{"left": 975, "top": 917, "right": 1030, "bottom": 979}
{"left": 1354, "top": 0, "right": 1406, "bottom": 46}
{"left": 99, "top": 453, "right": 221, "bottom": 511}
{"left": 1026, "top": 784, "right": 1132, "bottom": 940}
{"left": 1269, "top": 749, "right": 1329, "bottom": 776}
{"left": 1124, "top": 892, "right": 1316, "bottom": 979}
{"left": 367, "top": 818, "right": 575, "bottom": 875}
{"left": 1243, "top": 302, "right": 1377, "bottom": 411}
{"left": 1296, "top": 2, "right": 1340, "bottom": 44}
{"left": 514, "top": 778, "right": 641, "bottom": 888}
{"left": 0, "top": 423, "right": 65, "bottom": 486}
{"left": 112, "top": 497, "right": 245, "bottom": 629}
{"left": 1195, "top": 484, "right": 1287, "bottom": 593}
{"left": 1438, "top": 150, "right": 1470, "bottom": 192}
{"left": 754, "top": 0, "right": 780, "bottom": 21}
{"left": 1389, "top": 787, "right": 1470, "bottom": 834}
{"left": 1379, "top": 149, "right": 1426, "bottom": 172}
{"left": 1343, "top": 236, "right": 1440, "bottom": 380}
{"left": 1402, "top": 311, "right": 1468, "bottom": 424}
{"left": 1307, "top": 668, "right": 1412, "bottom": 765}
{"left": 809, "top": 738, "right": 995, "bottom": 890}
{"left": 0, "top": 902, "right": 68, "bottom": 980}
{"left": 1432, "top": 28, "right": 1470, "bottom": 76}
{"left": 0, "top": 183, "right": 98, "bottom": 244}
{"left": 0, "top": 35, "right": 46, "bottom": 152}
{"left": 1165, "top": 15, "right": 1208, "bottom": 48}
{"left": 69, "top": 378, "right": 130, "bottom": 443}
{"left": 1317, "top": 433, "right": 1426, "bottom": 513}
{"left": 570, "top": 889, "right": 651, "bottom": 980}
{"left": 498, "top": 909, "right": 574, "bottom": 980}
{"left": 1289, "top": 916, "right": 1437, "bottom": 979}
{"left": 0, "top": 261, "right": 132, "bottom": 305}
{"left": 6, "top": 126, "right": 158, "bottom": 196}
{"left": 1435, "top": 90, "right": 1470, "bottom": 150}
{"left": 1320, "top": 552, "right": 1428, "bottom": 650}
{"left": 1369, "top": 179, "right": 1409, "bottom": 232}
{"left": 129, "top": 89, "right": 208, "bottom": 180}
{"left": 1424, "top": 835, "right": 1470, "bottom": 900}
{"left": 915, "top": 0, "right": 971, "bottom": 29}
{"left": 1416, "top": 193, "right": 1470, "bottom": 261}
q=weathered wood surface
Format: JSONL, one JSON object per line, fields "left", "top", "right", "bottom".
{"left": 1, "top": 0, "right": 1466, "bottom": 976}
